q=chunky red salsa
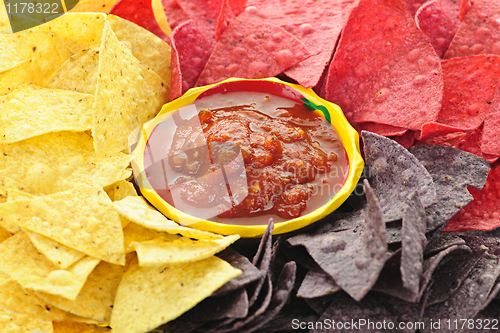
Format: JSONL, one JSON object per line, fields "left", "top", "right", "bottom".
{"left": 144, "top": 88, "right": 348, "bottom": 225}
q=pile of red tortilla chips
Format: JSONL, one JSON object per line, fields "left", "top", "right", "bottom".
{"left": 109, "top": 0, "right": 500, "bottom": 233}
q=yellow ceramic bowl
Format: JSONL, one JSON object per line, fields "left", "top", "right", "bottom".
{"left": 131, "top": 77, "right": 364, "bottom": 238}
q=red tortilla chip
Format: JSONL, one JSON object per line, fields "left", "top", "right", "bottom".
{"left": 241, "top": 0, "right": 357, "bottom": 88}
{"left": 440, "top": 0, "right": 461, "bottom": 25}
{"left": 418, "top": 122, "right": 467, "bottom": 141}
{"left": 482, "top": 111, "right": 500, "bottom": 156}
{"left": 161, "top": 0, "right": 190, "bottom": 30}
{"left": 353, "top": 123, "right": 407, "bottom": 137}
{"left": 325, "top": 0, "right": 443, "bottom": 131}
{"left": 110, "top": 0, "right": 171, "bottom": 45}
{"left": 215, "top": 0, "right": 236, "bottom": 42}
{"left": 389, "top": 130, "right": 415, "bottom": 148}
{"left": 437, "top": 55, "right": 500, "bottom": 130}
{"left": 195, "top": 18, "right": 310, "bottom": 86}
{"left": 452, "top": 126, "right": 499, "bottom": 163}
{"left": 416, "top": 0, "right": 459, "bottom": 58}
{"left": 444, "top": 0, "right": 500, "bottom": 59}
{"left": 229, "top": 0, "right": 248, "bottom": 16}
{"left": 170, "top": 20, "right": 214, "bottom": 100}
{"left": 459, "top": 0, "right": 474, "bottom": 21}
{"left": 443, "top": 162, "right": 500, "bottom": 232}
{"left": 176, "top": 0, "right": 222, "bottom": 44}
{"left": 402, "top": 0, "right": 428, "bottom": 16}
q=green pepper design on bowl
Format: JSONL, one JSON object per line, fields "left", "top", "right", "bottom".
{"left": 131, "top": 77, "right": 364, "bottom": 238}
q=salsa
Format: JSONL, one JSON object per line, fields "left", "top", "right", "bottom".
{"left": 143, "top": 89, "right": 348, "bottom": 225}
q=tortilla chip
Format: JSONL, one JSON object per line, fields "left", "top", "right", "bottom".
{"left": 107, "top": 14, "right": 172, "bottom": 85}
{"left": 362, "top": 131, "right": 437, "bottom": 222}
{"left": 170, "top": 20, "right": 213, "bottom": 100}
{"left": 183, "top": 288, "right": 249, "bottom": 321}
{"left": 162, "top": 0, "right": 190, "bottom": 30}
{"left": 0, "top": 307, "right": 53, "bottom": 333}
{"left": 444, "top": 0, "right": 500, "bottom": 59}
{"left": 0, "top": 84, "right": 93, "bottom": 144}
{"left": 353, "top": 122, "right": 407, "bottom": 137}
{"left": 437, "top": 55, "right": 500, "bottom": 130}
{"left": 113, "top": 196, "right": 224, "bottom": 240}
{"left": 0, "top": 131, "right": 131, "bottom": 197}
{"left": 44, "top": 13, "right": 105, "bottom": 61}
{"left": 103, "top": 179, "right": 138, "bottom": 202}
{"left": 152, "top": 0, "right": 173, "bottom": 37}
{"left": 0, "top": 184, "right": 125, "bottom": 265}
{"left": 175, "top": 0, "right": 222, "bottom": 43}
{"left": 423, "top": 238, "right": 500, "bottom": 322}
{"left": 408, "top": 145, "right": 490, "bottom": 231}
{"left": 215, "top": 0, "right": 235, "bottom": 42}
{"left": 415, "top": 0, "right": 459, "bottom": 58}
{"left": 24, "top": 230, "right": 85, "bottom": 270}
{"left": 92, "top": 21, "right": 169, "bottom": 155}
{"left": 0, "top": 272, "right": 62, "bottom": 321}
{"left": 0, "top": 59, "right": 33, "bottom": 96}
{"left": 46, "top": 47, "right": 100, "bottom": 94}
{"left": 109, "top": 0, "right": 171, "bottom": 44}
{"left": 400, "top": 191, "right": 427, "bottom": 297}
{"left": 110, "top": 256, "right": 241, "bottom": 333}
{"left": 288, "top": 180, "right": 387, "bottom": 302}
{"left": 132, "top": 233, "right": 239, "bottom": 267}
{"left": 296, "top": 266, "right": 341, "bottom": 298}
{"left": 195, "top": 18, "right": 310, "bottom": 86}
{"left": 443, "top": 163, "right": 500, "bottom": 232}
{"left": 53, "top": 320, "right": 111, "bottom": 333}
{"left": 325, "top": 0, "right": 443, "bottom": 130}
{"left": 0, "top": 225, "right": 12, "bottom": 243}
{"left": 36, "top": 260, "right": 129, "bottom": 324}
{"left": 482, "top": 111, "right": 500, "bottom": 156}
{"left": 214, "top": 248, "right": 263, "bottom": 296}
{"left": 0, "top": 232, "right": 99, "bottom": 300}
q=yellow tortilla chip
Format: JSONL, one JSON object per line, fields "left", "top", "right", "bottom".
{"left": 69, "top": 0, "right": 119, "bottom": 13}
{"left": 0, "top": 1, "right": 12, "bottom": 33}
{"left": 0, "top": 131, "right": 131, "bottom": 197}
{"left": 0, "top": 232, "right": 100, "bottom": 300}
{"left": 9, "top": 12, "right": 45, "bottom": 32}
{"left": 103, "top": 179, "right": 138, "bottom": 202}
{"left": 110, "top": 256, "right": 241, "bottom": 333}
{"left": 0, "top": 59, "right": 34, "bottom": 96}
{"left": 0, "top": 307, "right": 53, "bottom": 333}
{"left": 43, "top": 13, "right": 105, "bottom": 63}
{"left": 107, "top": 15, "right": 172, "bottom": 93}
{"left": 131, "top": 232, "right": 240, "bottom": 266}
{"left": 152, "top": 0, "right": 172, "bottom": 37}
{"left": 24, "top": 230, "right": 86, "bottom": 269}
{"left": 0, "top": 185, "right": 126, "bottom": 265}
{"left": 0, "top": 272, "right": 62, "bottom": 321}
{"left": 0, "top": 225, "right": 12, "bottom": 242}
{"left": 46, "top": 47, "right": 99, "bottom": 94}
{"left": 93, "top": 21, "right": 169, "bottom": 155}
{"left": 27, "top": 29, "right": 68, "bottom": 86}
{"left": 113, "top": 196, "right": 223, "bottom": 240}
{"left": 123, "top": 222, "right": 236, "bottom": 264}
{"left": 6, "top": 188, "right": 34, "bottom": 201}
{"left": 0, "top": 84, "right": 93, "bottom": 144}
{"left": 53, "top": 320, "right": 110, "bottom": 333}
{"left": 0, "top": 35, "right": 23, "bottom": 70}
{"left": 36, "top": 260, "right": 129, "bottom": 324}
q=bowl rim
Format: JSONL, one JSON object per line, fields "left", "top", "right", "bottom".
{"left": 131, "top": 77, "right": 364, "bottom": 238}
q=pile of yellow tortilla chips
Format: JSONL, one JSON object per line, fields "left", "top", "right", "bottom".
{"left": 0, "top": 6, "right": 241, "bottom": 333}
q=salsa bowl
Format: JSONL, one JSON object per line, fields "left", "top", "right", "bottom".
{"left": 131, "top": 77, "right": 364, "bottom": 237}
